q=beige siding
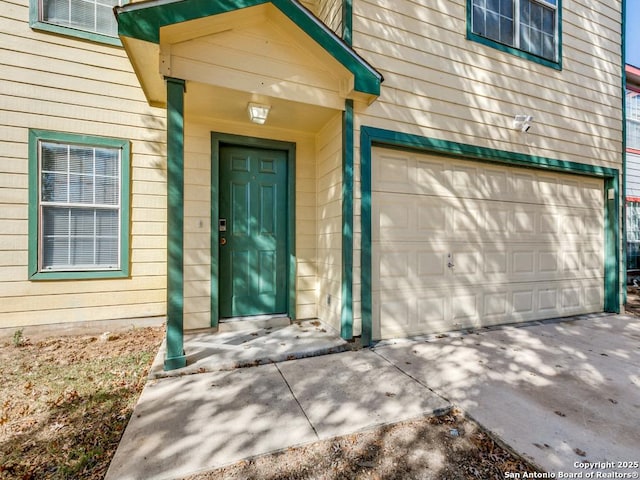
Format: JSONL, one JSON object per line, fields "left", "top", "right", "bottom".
{"left": 0, "top": 0, "right": 167, "bottom": 328}
{"left": 352, "top": 120, "right": 363, "bottom": 336}
{"left": 351, "top": 0, "right": 623, "bottom": 334}
{"left": 316, "top": 113, "right": 342, "bottom": 332}
{"left": 182, "top": 124, "right": 212, "bottom": 329}
{"left": 316, "top": 0, "right": 343, "bottom": 36}
{"left": 182, "top": 115, "right": 319, "bottom": 329}
{"left": 353, "top": 0, "right": 622, "bottom": 167}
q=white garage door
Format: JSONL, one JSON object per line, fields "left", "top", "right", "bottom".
{"left": 372, "top": 148, "right": 605, "bottom": 340}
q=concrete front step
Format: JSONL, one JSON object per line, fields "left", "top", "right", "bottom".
{"left": 148, "top": 319, "right": 354, "bottom": 379}
{"left": 218, "top": 314, "right": 291, "bottom": 332}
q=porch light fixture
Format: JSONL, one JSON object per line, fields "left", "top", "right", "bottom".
{"left": 247, "top": 102, "right": 271, "bottom": 124}
{"left": 514, "top": 114, "right": 533, "bottom": 133}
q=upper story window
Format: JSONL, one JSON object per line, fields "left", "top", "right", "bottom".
{"left": 30, "top": 0, "right": 123, "bottom": 45}
{"left": 469, "top": 0, "right": 561, "bottom": 69}
{"left": 628, "top": 88, "right": 640, "bottom": 151}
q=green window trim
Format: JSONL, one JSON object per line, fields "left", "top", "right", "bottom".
{"left": 29, "top": 0, "right": 124, "bottom": 47}
{"left": 466, "top": 0, "right": 563, "bottom": 70}
{"left": 28, "top": 129, "right": 131, "bottom": 280}
{"left": 359, "top": 126, "right": 620, "bottom": 346}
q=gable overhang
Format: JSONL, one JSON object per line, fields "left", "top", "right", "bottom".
{"left": 114, "top": 0, "right": 382, "bottom": 110}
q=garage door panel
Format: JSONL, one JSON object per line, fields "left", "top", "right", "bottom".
{"left": 374, "top": 193, "right": 602, "bottom": 245}
{"left": 375, "top": 243, "right": 603, "bottom": 288}
{"left": 374, "top": 152, "right": 603, "bottom": 208}
{"left": 582, "top": 179, "right": 605, "bottom": 206}
{"left": 376, "top": 278, "right": 604, "bottom": 339}
{"left": 418, "top": 251, "right": 446, "bottom": 277}
{"left": 372, "top": 148, "right": 605, "bottom": 340}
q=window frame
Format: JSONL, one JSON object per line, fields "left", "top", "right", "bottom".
{"left": 627, "top": 86, "right": 640, "bottom": 152}
{"left": 29, "top": 0, "right": 124, "bottom": 46}
{"left": 28, "top": 130, "right": 131, "bottom": 280}
{"left": 467, "top": 0, "right": 562, "bottom": 70}
{"left": 627, "top": 200, "right": 640, "bottom": 271}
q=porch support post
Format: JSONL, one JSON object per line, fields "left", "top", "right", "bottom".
{"left": 341, "top": 99, "right": 354, "bottom": 339}
{"left": 604, "top": 175, "right": 621, "bottom": 313}
{"left": 164, "top": 77, "right": 187, "bottom": 371}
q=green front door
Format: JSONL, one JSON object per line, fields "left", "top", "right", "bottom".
{"left": 219, "top": 146, "right": 288, "bottom": 318}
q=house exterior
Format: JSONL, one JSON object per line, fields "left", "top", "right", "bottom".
{"left": 0, "top": 0, "right": 624, "bottom": 370}
{"left": 626, "top": 64, "right": 640, "bottom": 273}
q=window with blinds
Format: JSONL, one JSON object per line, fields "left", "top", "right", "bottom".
{"left": 628, "top": 89, "right": 640, "bottom": 151}
{"left": 40, "top": 0, "right": 122, "bottom": 37}
{"left": 39, "top": 141, "right": 121, "bottom": 271}
{"left": 470, "top": 0, "right": 559, "bottom": 64}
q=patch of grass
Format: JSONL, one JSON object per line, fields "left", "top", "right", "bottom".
{"left": 0, "top": 327, "right": 163, "bottom": 480}
{"left": 12, "top": 329, "right": 24, "bottom": 347}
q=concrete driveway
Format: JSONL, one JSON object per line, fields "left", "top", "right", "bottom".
{"left": 107, "top": 314, "right": 640, "bottom": 479}
{"left": 375, "top": 313, "right": 640, "bottom": 474}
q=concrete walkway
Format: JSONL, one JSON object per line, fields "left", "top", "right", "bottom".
{"left": 106, "top": 314, "right": 640, "bottom": 480}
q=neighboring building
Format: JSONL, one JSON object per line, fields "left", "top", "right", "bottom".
{"left": 626, "top": 64, "right": 640, "bottom": 274}
{"left": 0, "top": 0, "right": 624, "bottom": 369}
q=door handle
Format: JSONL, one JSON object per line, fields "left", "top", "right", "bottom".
{"left": 447, "top": 253, "right": 454, "bottom": 269}
{"left": 220, "top": 237, "right": 227, "bottom": 246}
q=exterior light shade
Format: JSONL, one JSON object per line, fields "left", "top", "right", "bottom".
{"left": 247, "top": 103, "right": 271, "bottom": 124}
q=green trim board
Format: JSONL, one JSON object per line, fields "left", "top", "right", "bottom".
{"left": 359, "top": 126, "right": 621, "bottom": 346}
{"left": 29, "top": 0, "right": 123, "bottom": 47}
{"left": 342, "top": 0, "right": 352, "bottom": 45}
{"left": 622, "top": 0, "right": 627, "bottom": 301}
{"left": 27, "top": 129, "right": 131, "bottom": 281}
{"left": 164, "top": 77, "right": 186, "bottom": 371}
{"left": 465, "top": 0, "right": 562, "bottom": 70}
{"left": 605, "top": 176, "right": 621, "bottom": 311}
{"left": 115, "top": 0, "right": 382, "bottom": 96}
{"left": 210, "top": 133, "right": 297, "bottom": 326}
{"left": 341, "top": 99, "right": 354, "bottom": 339}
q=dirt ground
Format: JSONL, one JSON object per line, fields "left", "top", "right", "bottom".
{"left": 8, "top": 290, "right": 639, "bottom": 480}
{"left": 183, "top": 410, "right": 539, "bottom": 480}
{"left": 1, "top": 323, "right": 542, "bottom": 480}
{"left": 0, "top": 326, "right": 164, "bottom": 479}
{"left": 624, "top": 285, "right": 640, "bottom": 316}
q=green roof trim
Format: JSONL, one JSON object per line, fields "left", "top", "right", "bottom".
{"left": 115, "top": 0, "right": 382, "bottom": 95}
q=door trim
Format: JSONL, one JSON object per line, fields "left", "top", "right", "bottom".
{"left": 210, "top": 133, "right": 296, "bottom": 328}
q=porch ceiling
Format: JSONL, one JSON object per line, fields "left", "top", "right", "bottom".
{"left": 185, "top": 82, "right": 339, "bottom": 131}
{"left": 115, "top": 0, "right": 382, "bottom": 112}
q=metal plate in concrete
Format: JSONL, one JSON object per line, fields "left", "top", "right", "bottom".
{"left": 277, "top": 350, "right": 450, "bottom": 440}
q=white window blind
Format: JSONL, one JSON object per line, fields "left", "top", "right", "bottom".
{"left": 628, "top": 89, "right": 640, "bottom": 151}
{"left": 39, "top": 141, "right": 121, "bottom": 271}
{"left": 41, "top": 0, "right": 122, "bottom": 37}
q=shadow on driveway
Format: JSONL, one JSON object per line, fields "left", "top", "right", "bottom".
{"left": 106, "top": 314, "right": 640, "bottom": 479}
